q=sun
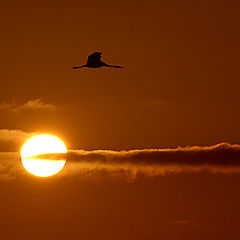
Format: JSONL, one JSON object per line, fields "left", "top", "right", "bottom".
{"left": 20, "top": 134, "right": 67, "bottom": 177}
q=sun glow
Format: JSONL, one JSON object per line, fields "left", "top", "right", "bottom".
{"left": 20, "top": 134, "right": 67, "bottom": 177}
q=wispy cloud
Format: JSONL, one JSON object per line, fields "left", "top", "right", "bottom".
{"left": 15, "top": 98, "right": 56, "bottom": 111}
{"left": 0, "top": 98, "right": 56, "bottom": 112}
{"left": 0, "top": 129, "right": 37, "bottom": 144}
{"left": 0, "top": 152, "right": 23, "bottom": 179}
{"left": 0, "top": 129, "right": 41, "bottom": 152}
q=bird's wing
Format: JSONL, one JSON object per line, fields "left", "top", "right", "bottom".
{"left": 87, "top": 52, "right": 102, "bottom": 65}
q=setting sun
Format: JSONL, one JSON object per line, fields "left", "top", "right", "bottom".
{"left": 20, "top": 134, "right": 67, "bottom": 177}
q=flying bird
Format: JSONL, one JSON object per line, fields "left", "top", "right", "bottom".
{"left": 73, "top": 52, "right": 123, "bottom": 69}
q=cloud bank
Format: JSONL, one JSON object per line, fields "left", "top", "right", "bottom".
{"left": 1, "top": 128, "right": 240, "bottom": 178}
{"left": 33, "top": 142, "right": 240, "bottom": 176}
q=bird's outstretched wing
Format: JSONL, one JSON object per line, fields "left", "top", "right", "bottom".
{"left": 87, "top": 52, "right": 102, "bottom": 65}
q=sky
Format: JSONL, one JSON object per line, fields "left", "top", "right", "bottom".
{"left": 1, "top": 0, "right": 240, "bottom": 239}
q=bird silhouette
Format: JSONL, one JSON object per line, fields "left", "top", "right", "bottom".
{"left": 73, "top": 52, "right": 123, "bottom": 69}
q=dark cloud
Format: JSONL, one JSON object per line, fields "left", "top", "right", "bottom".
{"left": 32, "top": 143, "right": 240, "bottom": 175}
{"left": 1, "top": 131, "right": 240, "bottom": 179}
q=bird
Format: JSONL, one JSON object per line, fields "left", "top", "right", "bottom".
{"left": 73, "top": 52, "right": 123, "bottom": 69}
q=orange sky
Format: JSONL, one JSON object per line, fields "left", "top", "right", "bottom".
{"left": 0, "top": 0, "right": 240, "bottom": 239}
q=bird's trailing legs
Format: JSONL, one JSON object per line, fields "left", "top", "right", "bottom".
{"left": 72, "top": 65, "right": 87, "bottom": 69}
{"left": 102, "top": 63, "right": 123, "bottom": 68}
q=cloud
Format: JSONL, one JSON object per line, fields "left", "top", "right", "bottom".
{"left": 0, "top": 129, "right": 40, "bottom": 152}
{"left": 15, "top": 98, "right": 56, "bottom": 111}
{"left": 0, "top": 129, "right": 36, "bottom": 144}
{"left": 32, "top": 142, "right": 240, "bottom": 176}
{"left": 0, "top": 152, "right": 23, "bottom": 179}
{"left": 0, "top": 98, "right": 56, "bottom": 112}
{"left": 1, "top": 133, "right": 240, "bottom": 179}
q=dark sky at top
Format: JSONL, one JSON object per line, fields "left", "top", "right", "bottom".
{"left": 1, "top": 0, "right": 240, "bottom": 150}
